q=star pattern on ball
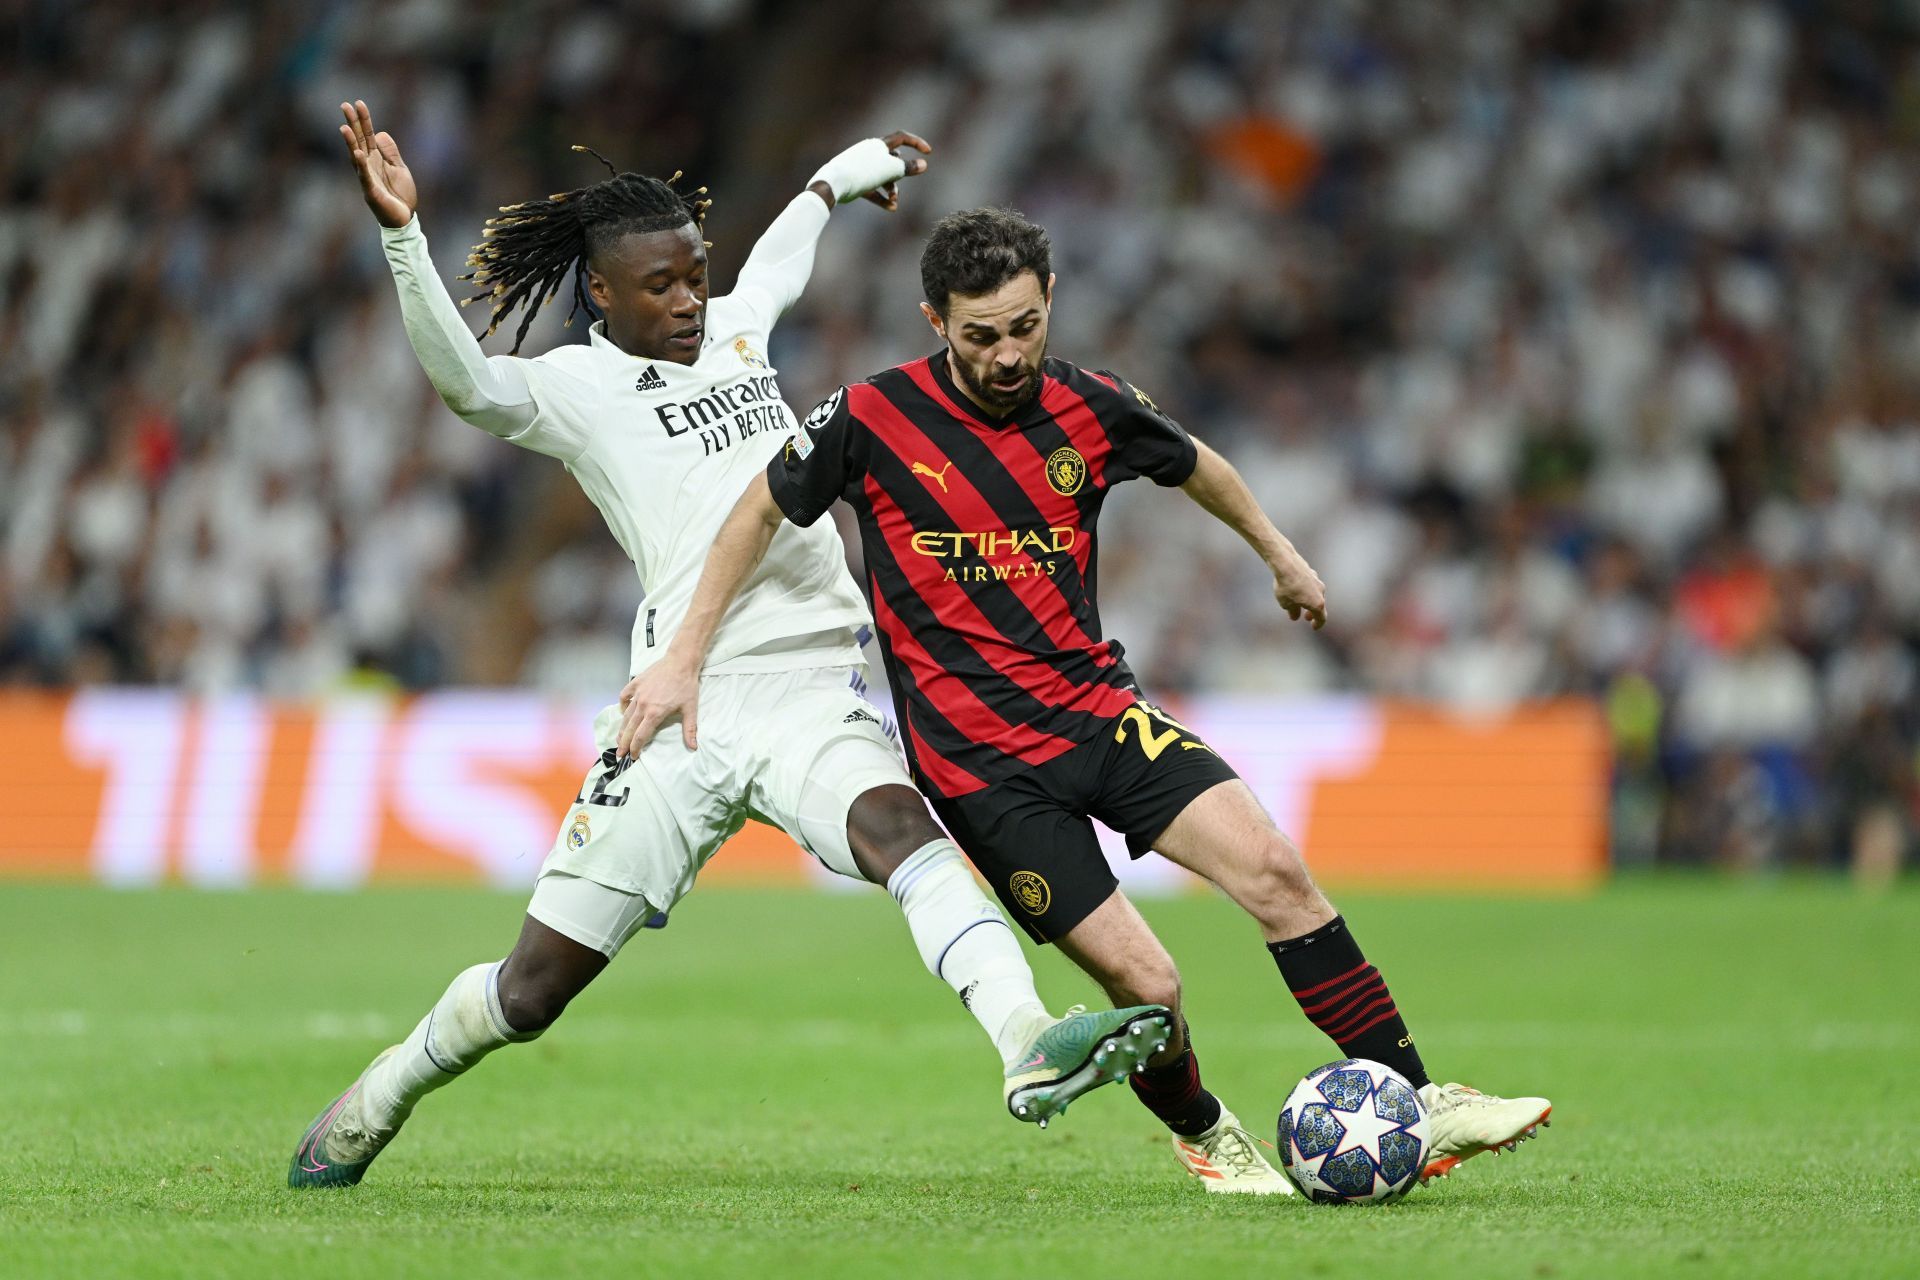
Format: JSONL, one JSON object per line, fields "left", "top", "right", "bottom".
{"left": 1323, "top": 1087, "right": 1411, "bottom": 1182}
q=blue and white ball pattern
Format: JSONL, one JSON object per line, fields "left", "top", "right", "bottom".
{"left": 1277, "top": 1058, "right": 1429, "bottom": 1203}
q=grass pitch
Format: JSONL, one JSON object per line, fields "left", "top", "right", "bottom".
{"left": 3, "top": 878, "right": 1917, "bottom": 1279}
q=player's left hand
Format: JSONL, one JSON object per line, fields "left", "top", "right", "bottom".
{"left": 616, "top": 658, "right": 701, "bottom": 756}
{"left": 1271, "top": 546, "right": 1328, "bottom": 630}
{"left": 808, "top": 133, "right": 932, "bottom": 212}
{"left": 862, "top": 130, "right": 932, "bottom": 211}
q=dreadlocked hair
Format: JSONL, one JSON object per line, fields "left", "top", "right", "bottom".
{"left": 459, "top": 145, "right": 714, "bottom": 354}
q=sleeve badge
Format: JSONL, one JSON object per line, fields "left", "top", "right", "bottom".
{"left": 803, "top": 386, "right": 846, "bottom": 433}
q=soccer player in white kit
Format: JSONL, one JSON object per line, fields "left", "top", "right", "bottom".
{"left": 287, "top": 102, "right": 1170, "bottom": 1188}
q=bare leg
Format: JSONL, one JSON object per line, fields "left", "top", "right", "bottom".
{"left": 1052, "top": 887, "right": 1225, "bottom": 1138}
{"left": 1053, "top": 889, "right": 1187, "bottom": 1061}
{"left": 1152, "top": 779, "right": 1427, "bottom": 1088}
{"left": 843, "top": 784, "right": 950, "bottom": 881}
{"left": 494, "top": 914, "right": 609, "bottom": 1033}
{"left": 360, "top": 914, "right": 608, "bottom": 1132}
{"left": 1151, "top": 780, "right": 1335, "bottom": 942}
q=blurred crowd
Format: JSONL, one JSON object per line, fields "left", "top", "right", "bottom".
{"left": 4, "top": 0, "right": 1917, "bottom": 873}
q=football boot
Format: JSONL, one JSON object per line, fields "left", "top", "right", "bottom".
{"left": 288, "top": 1046, "right": 405, "bottom": 1188}
{"left": 1417, "top": 1081, "right": 1552, "bottom": 1183}
{"left": 1174, "top": 1107, "right": 1296, "bottom": 1194}
{"left": 1005, "top": 1004, "right": 1170, "bottom": 1127}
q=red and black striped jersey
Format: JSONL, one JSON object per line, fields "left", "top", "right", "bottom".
{"left": 766, "top": 351, "right": 1197, "bottom": 800}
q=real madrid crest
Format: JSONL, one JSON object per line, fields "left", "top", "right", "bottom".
{"left": 567, "top": 811, "right": 591, "bottom": 850}
{"left": 1045, "top": 446, "right": 1087, "bottom": 496}
{"left": 734, "top": 338, "right": 768, "bottom": 368}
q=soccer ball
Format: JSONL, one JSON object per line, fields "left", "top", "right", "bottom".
{"left": 1277, "top": 1058, "right": 1429, "bottom": 1203}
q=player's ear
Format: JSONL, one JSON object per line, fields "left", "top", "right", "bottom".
{"left": 919, "top": 301, "right": 945, "bottom": 340}
{"left": 1044, "top": 272, "right": 1056, "bottom": 310}
{"left": 586, "top": 266, "right": 612, "bottom": 309}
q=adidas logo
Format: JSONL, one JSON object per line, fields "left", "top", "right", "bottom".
{"left": 958, "top": 981, "right": 978, "bottom": 1011}
{"left": 843, "top": 707, "right": 880, "bottom": 726}
{"left": 635, "top": 366, "right": 668, "bottom": 392}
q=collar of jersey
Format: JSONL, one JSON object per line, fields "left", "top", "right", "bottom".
{"left": 925, "top": 349, "right": 1053, "bottom": 431}
{"left": 588, "top": 320, "right": 709, "bottom": 368}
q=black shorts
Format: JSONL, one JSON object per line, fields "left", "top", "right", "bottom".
{"left": 929, "top": 700, "right": 1240, "bottom": 944}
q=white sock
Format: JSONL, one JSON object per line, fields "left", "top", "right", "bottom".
{"left": 361, "top": 961, "right": 540, "bottom": 1130}
{"left": 887, "top": 840, "right": 1051, "bottom": 1066}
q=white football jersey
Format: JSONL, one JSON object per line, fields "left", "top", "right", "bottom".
{"left": 512, "top": 301, "right": 867, "bottom": 676}
{"left": 381, "top": 198, "right": 869, "bottom": 678}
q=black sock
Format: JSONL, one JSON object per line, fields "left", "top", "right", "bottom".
{"left": 1128, "top": 1026, "right": 1225, "bottom": 1137}
{"left": 1268, "top": 916, "right": 1430, "bottom": 1090}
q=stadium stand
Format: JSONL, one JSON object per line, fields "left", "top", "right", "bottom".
{"left": 3, "top": 0, "right": 1915, "bottom": 871}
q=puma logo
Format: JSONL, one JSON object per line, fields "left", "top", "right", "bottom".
{"left": 911, "top": 460, "right": 954, "bottom": 492}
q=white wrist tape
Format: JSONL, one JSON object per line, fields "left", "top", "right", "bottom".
{"left": 809, "top": 138, "right": 907, "bottom": 204}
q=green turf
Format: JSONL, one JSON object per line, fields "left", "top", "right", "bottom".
{"left": 3, "top": 879, "right": 1916, "bottom": 1279}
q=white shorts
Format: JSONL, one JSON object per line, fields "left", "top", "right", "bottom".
{"left": 529, "top": 664, "right": 907, "bottom": 956}
{"left": 526, "top": 870, "right": 660, "bottom": 958}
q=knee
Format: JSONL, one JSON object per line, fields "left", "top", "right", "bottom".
{"left": 846, "top": 784, "right": 946, "bottom": 880}
{"left": 1236, "top": 834, "right": 1324, "bottom": 924}
{"left": 494, "top": 966, "right": 573, "bottom": 1035}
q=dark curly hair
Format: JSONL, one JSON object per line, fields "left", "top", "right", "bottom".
{"left": 459, "top": 146, "right": 712, "bottom": 354}
{"left": 919, "top": 207, "right": 1052, "bottom": 316}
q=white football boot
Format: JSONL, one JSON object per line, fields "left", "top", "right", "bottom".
{"left": 1417, "top": 1081, "right": 1552, "bottom": 1183}
{"left": 1173, "top": 1107, "right": 1297, "bottom": 1195}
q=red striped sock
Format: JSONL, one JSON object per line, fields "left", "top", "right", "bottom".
{"left": 1269, "top": 916, "right": 1429, "bottom": 1089}
{"left": 1127, "top": 1028, "right": 1225, "bottom": 1137}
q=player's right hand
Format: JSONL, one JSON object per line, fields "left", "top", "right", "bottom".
{"left": 616, "top": 657, "right": 701, "bottom": 757}
{"left": 338, "top": 100, "right": 417, "bottom": 229}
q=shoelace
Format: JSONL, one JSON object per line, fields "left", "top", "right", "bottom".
{"left": 1427, "top": 1083, "right": 1488, "bottom": 1115}
{"left": 328, "top": 1093, "right": 392, "bottom": 1157}
{"left": 330, "top": 1110, "right": 373, "bottom": 1152}
{"left": 1206, "top": 1124, "right": 1270, "bottom": 1177}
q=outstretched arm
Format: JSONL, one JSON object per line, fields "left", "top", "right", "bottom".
{"left": 733, "top": 131, "right": 931, "bottom": 324}
{"left": 1180, "top": 438, "right": 1328, "bottom": 629}
{"left": 614, "top": 473, "right": 788, "bottom": 755}
{"left": 339, "top": 100, "right": 538, "bottom": 440}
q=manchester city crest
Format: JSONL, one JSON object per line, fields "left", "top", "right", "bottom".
{"left": 1009, "top": 871, "right": 1051, "bottom": 916}
{"left": 1046, "top": 446, "right": 1087, "bottom": 496}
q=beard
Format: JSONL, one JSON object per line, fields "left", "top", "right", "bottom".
{"left": 952, "top": 344, "right": 1046, "bottom": 414}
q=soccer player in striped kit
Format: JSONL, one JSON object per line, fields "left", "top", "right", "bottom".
{"left": 288, "top": 108, "right": 1171, "bottom": 1189}
{"left": 622, "top": 208, "right": 1552, "bottom": 1193}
